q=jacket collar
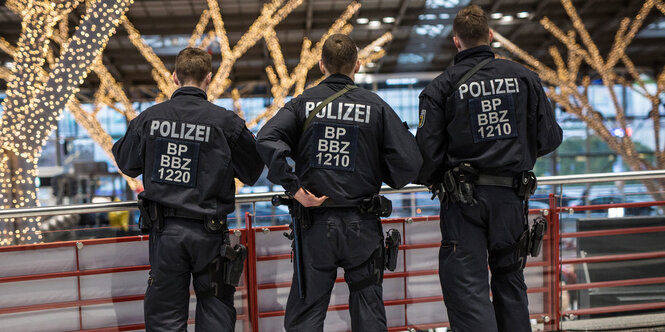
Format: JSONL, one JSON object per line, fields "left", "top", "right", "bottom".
{"left": 320, "top": 73, "right": 355, "bottom": 86}
{"left": 171, "top": 86, "right": 208, "bottom": 100}
{"left": 454, "top": 45, "right": 494, "bottom": 64}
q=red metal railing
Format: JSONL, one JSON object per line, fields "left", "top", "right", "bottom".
{"left": 0, "top": 197, "right": 664, "bottom": 331}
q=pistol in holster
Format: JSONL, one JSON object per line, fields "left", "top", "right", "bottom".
{"left": 384, "top": 228, "right": 401, "bottom": 271}
{"left": 528, "top": 216, "right": 547, "bottom": 258}
{"left": 442, "top": 163, "right": 478, "bottom": 206}
{"left": 137, "top": 197, "right": 164, "bottom": 233}
{"left": 219, "top": 232, "right": 247, "bottom": 287}
{"left": 359, "top": 195, "right": 393, "bottom": 218}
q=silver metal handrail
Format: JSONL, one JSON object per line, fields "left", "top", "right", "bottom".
{"left": 1, "top": 170, "right": 664, "bottom": 219}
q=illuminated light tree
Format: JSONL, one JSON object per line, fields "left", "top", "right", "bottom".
{"left": 0, "top": 0, "right": 134, "bottom": 245}
{"left": 0, "top": 0, "right": 392, "bottom": 245}
{"left": 494, "top": 0, "right": 665, "bottom": 200}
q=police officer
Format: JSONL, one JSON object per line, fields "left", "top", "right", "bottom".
{"left": 415, "top": 5, "right": 562, "bottom": 332}
{"left": 112, "top": 47, "right": 263, "bottom": 331}
{"left": 257, "top": 34, "right": 422, "bottom": 331}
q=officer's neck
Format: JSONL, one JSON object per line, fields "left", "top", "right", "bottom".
{"left": 324, "top": 71, "right": 355, "bottom": 81}
{"left": 179, "top": 82, "right": 208, "bottom": 92}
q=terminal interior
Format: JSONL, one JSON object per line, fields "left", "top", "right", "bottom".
{"left": 1, "top": 0, "right": 665, "bottom": 331}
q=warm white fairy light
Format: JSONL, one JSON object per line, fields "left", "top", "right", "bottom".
{"left": 0, "top": 0, "right": 394, "bottom": 245}
{"left": 0, "top": 0, "right": 133, "bottom": 245}
{"left": 497, "top": 0, "right": 665, "bottom": 197}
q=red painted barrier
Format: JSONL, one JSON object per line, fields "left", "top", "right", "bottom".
{"left": 0, "top": 198, "right": 663, "bottom": 331}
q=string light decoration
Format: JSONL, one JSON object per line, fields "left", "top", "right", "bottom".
{"left": 123, "top": 19, "right": 176, "bottom": 96}
{"left": 246, "top": 6, "right": 391, "bottom": 129}
{"left": 0, "top": 0, "right": 134, "bottom": 245}
{"left": 231, "top": 88, "right": 245, "bottom": 120}
{"left": 0, "top": 0, "right": 393, "bottom": 245}
{"left": 188, "top": 9, "right": 211, "bottom": 48}
{"left": 494, "top": 0, "right": 665, "bottom": 200}
{"left": 206, "top": 0, "right": 304, "bottom": 101}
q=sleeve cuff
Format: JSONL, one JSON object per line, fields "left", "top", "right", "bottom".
{"left": 283, "top": 179, "right": 301, "bottom": 196}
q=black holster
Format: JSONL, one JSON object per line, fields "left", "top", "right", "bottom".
{"left": 137, "top": 197, "right": 164, "bottom": 233}
{"left": 384, "top": 228, "right": 401, "bottom": 271}
{"left": 442, "top": 163, "right": 478, "bottom": 206}
{"left": 219, "top": 231, "right": 247, "bottom": 287}
{"left": 347, "top": 242, "right": 385, "bottom": 292}
{"left": 529, "top": 216, "right": 547, "bottom": 257}
{"left": 359, "top": 195, "right": 393, "bottom": 218}
{"left": 489, "top": 227, "right": 530, "bottom": 275}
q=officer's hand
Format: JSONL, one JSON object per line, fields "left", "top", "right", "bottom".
{"left": 293, "top": 188, "right": 327, "bottom": 207}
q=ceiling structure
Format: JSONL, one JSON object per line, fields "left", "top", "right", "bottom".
{"left": 0, "top": 0, "right": 664, "bottom": 100}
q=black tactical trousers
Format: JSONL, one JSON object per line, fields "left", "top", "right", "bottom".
{"left": 144, "top": 218, "right": 236, "bottom": 332}
{"left": 439, "top": 186, "right": 531, "bottom": 332}
{"left": 284, "top": 208, "right": 387, "bottom": 332}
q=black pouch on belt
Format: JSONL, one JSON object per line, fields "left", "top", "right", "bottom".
{"left": 137, "top": 198, "right": 151, "bottom": 234}
{"left": 360, "top": 195, "right": 393, "bottom": 217}
{"left": 137, "top": 198, "right": 163, "bottom": 232}
{"left": 204, "top": 216, "right": 227, "bottom": 234}
{"left": 384, "top": 228, "right": 401, "bottom": 271}
{"left": 516, "top": 171, "right": 538, "bottom": 200}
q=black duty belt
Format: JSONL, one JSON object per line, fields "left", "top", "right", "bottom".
{"left": 475, "top": 174, "right": 515, "bottom": 188}
{"left": 162, "top": 207, "right": 206, "bottom": 221}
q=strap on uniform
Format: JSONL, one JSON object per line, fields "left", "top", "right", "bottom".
{"left": 476, "top": 174, "right": 514, "bottom": 188}
{"left": 302, "top": 84, "right": 358, "bottom": 133}
{"left": 453, "top": 58, "right": 493, "bottom": 91}
{"left": 346, "top": 242, "right": 384, "bottom": 292}
{"left": 162, "top": 207, "right": 205, "bottom": 220}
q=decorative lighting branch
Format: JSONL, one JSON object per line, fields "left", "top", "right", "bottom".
{"left": 0, "top": 0, "right": 133, "bottom": 245}
{"left": 495, "top": 0, "right": 665, "bottom": 200}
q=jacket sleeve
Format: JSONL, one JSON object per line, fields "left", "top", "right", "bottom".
{"left": 230, "top": 115, "right": 264, "bottom": 186}
{"left": 256, "top": 100, "right": 301, "bottom": 194}
{"left": 381, "top": 104, "right": 423, "bottom": 189}
{"left": 415, "top": 88, "right": 447, "bottom": 185}
{"left": 533, "top": 78, "right": 563, "bottom": 157}
{"left": 112, "top": 116, "right": 144, "bottom": 178}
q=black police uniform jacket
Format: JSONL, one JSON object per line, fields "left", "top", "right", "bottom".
{"left": 415, "top": 46, "right": 563, "bottom": 185}
{"left": 257, "top": 74, "right": 423, "bottom": 206}
{"left": 112, "top": 86, "right": 264, "bottom": 217}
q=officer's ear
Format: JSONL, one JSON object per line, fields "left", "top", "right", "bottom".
{"left": 172, "top": 72, "right": 180, "bottom": 87}
{"left": 319, "top": 60, "right": 327, "bottom": 76}
{"left": 354, "top": 60, "right": 361, "bottom": 74}
{"left": 205, "top": 72, "right": 212, "bottom": 85}
{"left": 488, "top": 29, "right": 494, "bottom": 44}
{"left": 453, "top": 36, "right": 462, "bottom": 52}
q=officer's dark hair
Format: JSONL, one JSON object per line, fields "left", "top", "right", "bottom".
{"left": 321, "top": 34, "right": 358, "bottom": 75}
{"left": 175, "top": 47, "right": 212, "bottom": 84}
{"left": 453, "top": 5, "right": 490, "bottom": 47}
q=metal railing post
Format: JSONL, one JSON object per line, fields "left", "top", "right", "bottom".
{"left": 541, "top": 209, "right": 553, "bottom": 331}
{"left": 549, "top": 193, "right": 562, "bottom": 331}
{"left": 245, "top": 212, "right": 260, "bottom": 331}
